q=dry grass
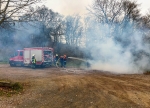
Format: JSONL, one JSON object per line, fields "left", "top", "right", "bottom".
{"left": 0, "top": 64, "right": 150, "bottom": 108}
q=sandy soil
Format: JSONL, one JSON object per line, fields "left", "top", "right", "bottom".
{"left": 0, "top": 64, "right": 150, "bottom": 108}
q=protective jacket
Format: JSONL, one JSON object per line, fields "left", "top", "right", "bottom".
{"left": 32, "top": 56, "right": 36, "bottom": 64}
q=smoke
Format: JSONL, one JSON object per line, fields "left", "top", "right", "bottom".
{"left": 14, "top": 21, "right": 53, "bottom": 51}
{"left": 85, "top": 19, "right": 150, "bottom": 74}
{"left": 89, "top": 39, "right": 133, "bottom": 74}
{"left": 0, "top": 22, "right": 41, "bottom": 61}
{"left": 0, "top": 2, "right": 149, "bottom": 74}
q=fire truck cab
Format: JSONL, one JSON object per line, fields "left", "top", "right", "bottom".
{"left": 9, "top": 50, "right": 24, "bottom": 66}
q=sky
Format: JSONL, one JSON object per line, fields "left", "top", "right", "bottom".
{"left": 43, "top": 0, "right": 93, "bottom": 16}
{"left": 41, "top": 0, "right": 150, "bottom": 16}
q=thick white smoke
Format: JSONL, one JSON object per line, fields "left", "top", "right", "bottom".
{"left": 89, "top": 39, "right": 133, "bottom": 74}
{"left": 85, "top": 19, "right": 149, "bottom": 74}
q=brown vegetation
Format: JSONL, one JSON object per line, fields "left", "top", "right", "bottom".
{"left": 0, "top": 64, "right": 150, "bottom": 108}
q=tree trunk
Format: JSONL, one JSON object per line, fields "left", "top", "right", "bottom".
{"left": 0, "top": 81, "right": 12, "bottom": 88}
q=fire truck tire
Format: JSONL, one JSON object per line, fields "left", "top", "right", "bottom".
{"left": 10, "top": 64, "right": 13, "bottom": 67}
{"left": 41, "top": 65, "right": 45, "bottom": 68}
{"left": 10, "top": 62, "right": 16, "bottom": 67}
{"left": 21, "top": 62, "right": 24, "bottom": 67}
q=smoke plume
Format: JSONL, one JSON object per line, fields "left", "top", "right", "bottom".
{"left": 85, "top": 19, "right": 150, "bottom": 74}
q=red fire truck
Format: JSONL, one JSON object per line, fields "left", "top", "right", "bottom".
{"left": 9, "top": 47, "right": 54, "bottom": 67}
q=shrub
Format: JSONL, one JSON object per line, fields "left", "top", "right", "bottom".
{"left": 143, "top": 70, "right": 150, "bottom": 75}
{"left": 11, "top": 82, "right": 23, "bottom": 91}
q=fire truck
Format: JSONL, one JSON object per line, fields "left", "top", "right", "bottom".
{"left": 9, "top": 47, "right": 54, "bottom": 67}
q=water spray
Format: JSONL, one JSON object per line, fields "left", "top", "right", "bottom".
{"left": 55, "top": 56, "right": 90, "bottom": 73}
{"left": 68, "top": 57, "right": 90, "bottom": 68}
{"left": 68, "top": 57, "right": 87, "bottom": 62}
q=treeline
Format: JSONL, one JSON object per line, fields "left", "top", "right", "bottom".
{"left": 0, "top": 0, "right": 150, "bottom": 70}
{"left": 0, "top": 6, "right": 84, "bottom": 58}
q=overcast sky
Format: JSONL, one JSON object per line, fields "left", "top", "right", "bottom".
{"left": 41, "top": 0, "right": 150, "bottom": 16}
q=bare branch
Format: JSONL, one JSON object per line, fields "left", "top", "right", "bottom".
{"left": 0, "top": 0, "right": 41, "bottom": 26}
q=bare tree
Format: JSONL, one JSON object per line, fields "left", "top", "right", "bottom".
{"left": 122, "top": 0, "right": 140, "bottom": 22}
{"left": 140, "top": 10, "right": 150, "bottom": 43}
{"left": 89, "top": 0, "right": 123, "bottom": 24}
{"left": 82, "top": 0, "right": 143, "bottom": 56}
{"left": 21, "top": 5, "right": 65, "bottom": 50}
{"left": 0, "top": 0, "right": 41, "bottom": 26}
{"left": 89, "top": 0, "right": 141, "bottom": 24}
{"left": 140, "top": 10, "right": 150, "bottom": 29}
{"left": 65, "top": 15, "right": 83, "bottom": 47}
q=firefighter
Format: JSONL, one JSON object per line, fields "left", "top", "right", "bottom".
{"left": 60, "top": 56, "right": 64, "bottom": 67}
{"left": 31, "top": 54, "right": 36, "bottom": 69}
{"left": 54, "top": 54, "right": 59, "bottom": 67}
{"left": 63, "top": 54, "right": 67, "bottom": 68}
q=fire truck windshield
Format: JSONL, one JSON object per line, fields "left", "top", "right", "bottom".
{"left": 44, "top": 51, "right": 52, "bottom": 55}
{"left": 11, "top": 51, "right": 18, "bottom": 57}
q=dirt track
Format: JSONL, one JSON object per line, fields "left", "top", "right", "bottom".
{"left": 0, "top": 64, "right": 150, "bottom": 108}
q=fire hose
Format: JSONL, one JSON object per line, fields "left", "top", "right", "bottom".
{"left": 68, "top": 57, "right": 87, "bottom": 62}
{"left": 55, "top": 57, "right": 90, "bottom": 73}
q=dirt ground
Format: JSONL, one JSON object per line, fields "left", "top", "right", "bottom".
{"left": 0, "top": 64, "right": 150, "bottom": 108}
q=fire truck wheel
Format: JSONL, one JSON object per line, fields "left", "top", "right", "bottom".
{"left": 10, "top": 64, "right": 13, "bottom": 67}
{"left": 40, "top": 64, "right": 45, "bottom": 68}
{"left": 21, "top": 63, "right": 24, "bottom": 67}
{"left": 10, "top": 63, "right": 16, "bottom": 67}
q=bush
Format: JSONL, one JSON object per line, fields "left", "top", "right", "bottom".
{"left": 11, "top": 82, "right": 23, "bottom": 91}
{"left": 0, "top": 81, "right": 23, "bottom": 97}
{"left": 143, "top": 70, "right": 150, "bottom": 75}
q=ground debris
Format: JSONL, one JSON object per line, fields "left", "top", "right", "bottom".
{"left": 0, "top": 64, "right": 149, "bottom": 108}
